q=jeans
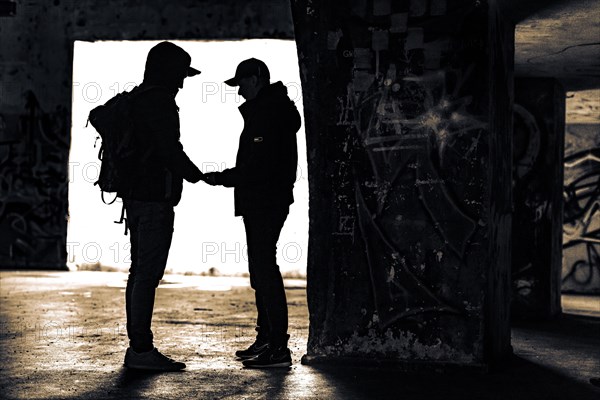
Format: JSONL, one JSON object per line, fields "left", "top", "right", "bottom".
{"left": 243, "top": 207, "right": 290, "bottom": 347}
{"left": 124, "top": 199, "right": 174, "bottom": 352}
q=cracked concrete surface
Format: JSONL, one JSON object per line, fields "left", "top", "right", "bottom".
{"left": 0, "top": 271, "right": 599, "bottom": 399}
{"left": 515, "top": 0, "right": 600, "bottom": 91}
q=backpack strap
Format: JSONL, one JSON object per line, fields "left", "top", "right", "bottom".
{"left": 100, "top": 190, "right": 118, "bottom": 205}
{"left": 130, "top": 84, "right": 166, "bottom": 98}
{"left": 113, "top": 203, "right": 128, "bottom": 236}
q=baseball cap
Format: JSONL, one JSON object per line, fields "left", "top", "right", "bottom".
{"left": 145, "top": 41, "right": 201, "bottom": 78}
{"left": 224, "top": 58, "right": 270, "bottom": 86}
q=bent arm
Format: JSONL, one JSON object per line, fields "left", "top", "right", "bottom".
{"left": 213, "top": 102, "right": 301, "bottom": 188}
{"left": 137, "top": 91, "right": 203, "bottom": 183}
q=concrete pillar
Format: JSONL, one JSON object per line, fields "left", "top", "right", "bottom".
{"left": 511, "top": 78, "right": 565, "bottom": 318}
{"left": 292, "top": 0, "right": 514, "bottom": 367}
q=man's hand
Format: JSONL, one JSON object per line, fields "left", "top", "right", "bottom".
{"left": 202, "top": 172, "right": 219, "bottom": 186}
{"left": 190, "top": 171, "right": 204, "bottom": 184}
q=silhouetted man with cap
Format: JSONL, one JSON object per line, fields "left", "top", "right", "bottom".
{"left": 203, "top": 58, "right": 301, "bottom": 368}
{"left": 121, "top": 41, "right": 203, "bottom": 371}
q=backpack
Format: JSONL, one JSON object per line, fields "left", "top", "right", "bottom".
{"left": 88, "top": 85, "right": 161, "bottom": 202}
{"left": 87, "top": 85, "right": 157, "bottom": 233}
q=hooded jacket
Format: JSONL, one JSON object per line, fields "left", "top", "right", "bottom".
{"left": 118, "top": 42, "right": 202, "bottom": 205}
{"left": 214, "top": 81, "right": 301, "bottom": 216}
{"left": 118, "top": 66, "right": 202, "bottom": 205}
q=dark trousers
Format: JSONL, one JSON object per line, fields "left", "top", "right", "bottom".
{"left": 124, "top": 199, "right": 174, "bottom": 352}
{"left": 243, "top": 207, "right": 289, "bottom": 347}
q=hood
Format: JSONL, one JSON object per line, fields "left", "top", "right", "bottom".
{"left": 240, "top": 81, "right": 293, "bottom": 116}
{"left": 257, "top": 81, "right": 289, "bottom": 102}
{"left": 142, "top": 42, "right": 193, "bottom": 90}
{"left": 143, "top": 59, "right": 187, "bottom": 91}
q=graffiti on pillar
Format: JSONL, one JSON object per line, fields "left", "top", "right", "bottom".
{"left": 332, "top": 13, "right": 487, "bottom": 326}
{"left": 562, "top": 144, "right": 600, "bottom": 293}
{"left": 513, "top": 104, "right": 541, "bottom": 180}
{"left": 511, "top": 103, "right": 545, "bottom": 305}
{"left": 0, "top": 91, "right": 69, "bottom": 268}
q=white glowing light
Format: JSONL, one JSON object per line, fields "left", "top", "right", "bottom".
{"left": 69, "top": 40, "right": 308, "bottom": 276}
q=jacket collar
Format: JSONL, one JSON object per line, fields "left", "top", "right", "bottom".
{"left": 140, "top": 81, "right": 178, "bottom": 98}
{"left": 239, "top": 81, "right": 287, "bottom": 119}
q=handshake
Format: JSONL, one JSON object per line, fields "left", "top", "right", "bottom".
{"left": 197, "top": 171, "right": 219, "bottom": 186}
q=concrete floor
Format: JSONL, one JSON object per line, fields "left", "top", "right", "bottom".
{"left": 0, "top": 271, "right": 598, "bottom": 400}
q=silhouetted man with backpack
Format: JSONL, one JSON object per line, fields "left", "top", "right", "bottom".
{"left": 120, "top": 42, "right": 203, "bottom": 371}
{"left": 203, "top": 58, "right": 301, "bottom": 368}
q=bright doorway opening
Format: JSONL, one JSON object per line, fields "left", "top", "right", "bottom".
{"left": 68, "top": 40, "right": 308, "bottom": 277}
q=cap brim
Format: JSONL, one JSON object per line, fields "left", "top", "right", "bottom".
{"left": 187, "top": 67, "right": 201, "bottom": 77}
{"left": 224, "top": 77, "right": 239, "bottom": 86}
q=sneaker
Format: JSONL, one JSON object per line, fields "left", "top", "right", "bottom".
{"left": 235, "top": 339, "right": 270, "bottom": 360}
{"left": 124, "top": 347, "right": 186, "bottom": 371}
{"left": 242, "top": 346, "right": 292, "bottom": 368}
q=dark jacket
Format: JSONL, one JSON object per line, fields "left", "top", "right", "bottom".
{"left": 215, "top": 81, "right": 301, "bottom": 216}
{"left": 118, "top": 83, "right": 202, "bottom": 206}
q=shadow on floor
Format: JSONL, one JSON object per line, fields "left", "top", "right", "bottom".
{"left": 18, "top": 354, "right": 596, "bottom": 400}
{"left": 300, "top": 354, "right": 600, "bottom": 400}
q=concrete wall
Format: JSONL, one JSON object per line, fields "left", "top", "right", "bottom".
{"left": 509, "top": 84, "right": 599, "bottom": 300}
{"left": 563, "top": 123, "right": 600, "bottom": 294}
{"left": 292, "top": 0, "right": 513, "bottom": 367}
{"left": 511, "top": 78, "right": 564, "bottom": 318}
{"left": 0, "top": 0, "right": 294, "bottom": 269}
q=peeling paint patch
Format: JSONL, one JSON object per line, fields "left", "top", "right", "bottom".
{"left": 327, "top": 29, "right": 342, "bottom": 50}
{"left": 415, "top": 178, "right": 445, "bottom": 186}
{"left": 462, "top": 301, "right": 480, "bottom": 313}
{"left": 435, "top": 250, "right": 443, "bottom": 262}
{"left": 386, "top": 266, "right": 395, "bottom": 282}
{"left": 323, "top": 329, "right": 474, "bottom": 363}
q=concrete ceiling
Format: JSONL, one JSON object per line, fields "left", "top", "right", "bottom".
{"left": 514, "top": 0, "right": 600, "bottom": 92}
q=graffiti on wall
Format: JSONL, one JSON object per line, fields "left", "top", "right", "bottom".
{"left": 0, "top": 91, "right": 69, "bottom": 268}
{"left": 563, "top": 133, "right": 600, "bottom": 293}
{"left": 511, "top": 98, "right": 599, "bottom": 301}
{"left": 511, "top": 103, "right": 544, "bottom": 306}
{"left": 329, "top": 2, "right": 488, "bottom": 327}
